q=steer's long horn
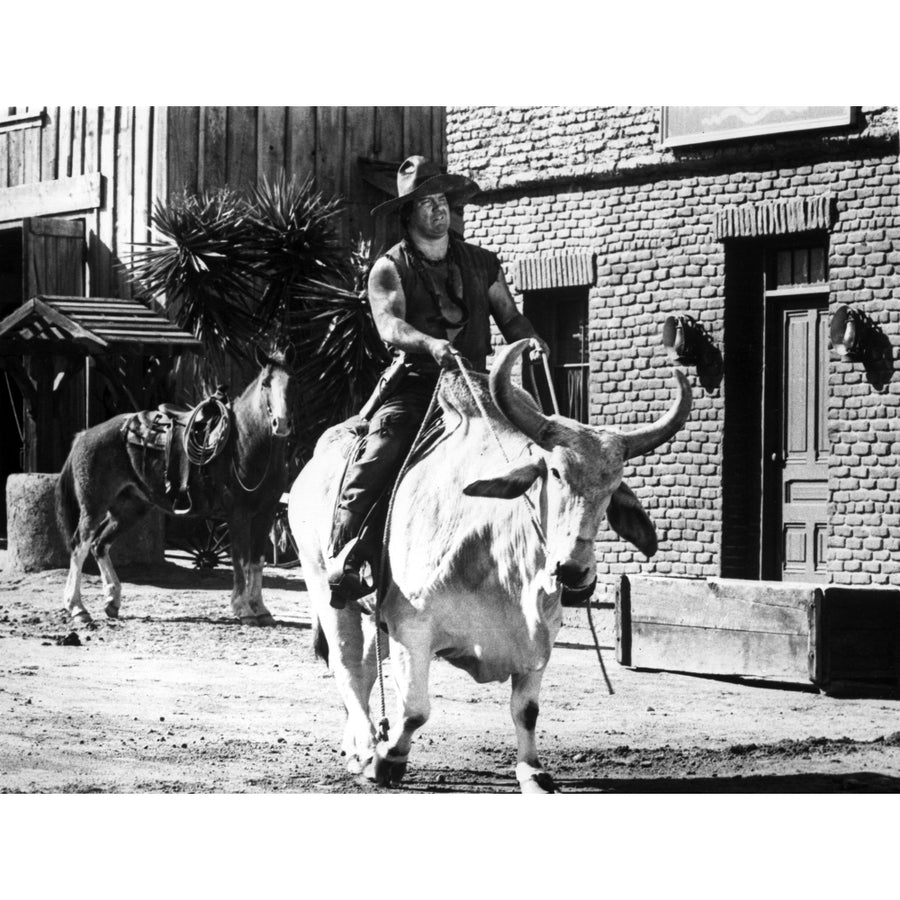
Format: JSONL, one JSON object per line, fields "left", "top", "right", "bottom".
{"left": 621, "top": 369, "right": 692, "bottom": 460}
{"left": 490, "top": 339, "right": 557, "bottom": 448}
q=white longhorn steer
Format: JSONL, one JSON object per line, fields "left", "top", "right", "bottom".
{"left": 288, "top": 340, "right": 691, "bottom": 793}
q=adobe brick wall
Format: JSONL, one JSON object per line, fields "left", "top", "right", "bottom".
{"left": 447, "top": 107, "right": 899, "bottom": 601}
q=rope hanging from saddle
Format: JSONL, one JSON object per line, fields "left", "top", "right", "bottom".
{"left": 183, "top": 395, "right": 232, "bottom": 466}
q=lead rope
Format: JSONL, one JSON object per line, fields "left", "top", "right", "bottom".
{"left": 455, "top": 345, "right": 613, "bottom": 695}
{"left": 373, "top": 375, "right": 445, "bottom": 747}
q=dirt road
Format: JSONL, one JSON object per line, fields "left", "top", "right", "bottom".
{"left": 2, "top": 553, "right": 900, "bottom": 793}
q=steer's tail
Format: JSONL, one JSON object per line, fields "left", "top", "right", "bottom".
{"left": 55, "top": 454, "right": 80, "bottom": 552}
{"left": 312, "top": 617, "right": 329, "bottom": 666}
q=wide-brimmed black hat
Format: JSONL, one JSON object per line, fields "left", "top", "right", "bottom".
{"left": 371, "top": 155, "right": 481, "bottom": 216}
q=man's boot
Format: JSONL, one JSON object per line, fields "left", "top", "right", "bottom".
{"left": 326, "top": 510, "right": 374, "bottom": 609}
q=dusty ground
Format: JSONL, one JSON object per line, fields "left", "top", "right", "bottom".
{"left": 2, "top": 551, "right": 900, "bottom": 794}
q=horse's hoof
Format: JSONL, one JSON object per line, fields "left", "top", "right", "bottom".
{"left": 519, "top": 772, "right": 557, "bottom": 794}
{"left": 70, "top": 610, "right": 93, "bottom": 626}
{"left": 256, "top": 613, "right": 276, "bottom": 627}
{"left": 104, "top": 603, "right": 120, "bottom": 619}
{"left": 240, "top": 615, "right": 261, "bottom": 626}
{"left": 365, "top": 746, "right": 408, "bottom": 787}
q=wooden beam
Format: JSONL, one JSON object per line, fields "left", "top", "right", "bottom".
{"left": 0, "top": 298, "right": 108, "bottom": 348}
{"left": 0, "top": 110, "right": 45, "bottom": 134}
{"left": 0, "top": 174, "right": 102, "bottom": 223}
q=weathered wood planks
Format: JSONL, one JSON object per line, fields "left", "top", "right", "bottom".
{"left": 617, "top": 575, "right": 818, "bottom": 683}
{"left": 1, "top": 105, "right": 447, "bottom": 298}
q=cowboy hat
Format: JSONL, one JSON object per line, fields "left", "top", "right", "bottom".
{"left": 371, "top": 155, "right": 481, "bottom": 216}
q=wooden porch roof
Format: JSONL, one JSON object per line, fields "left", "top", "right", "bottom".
{"left": 0, "top": 295, "right": 202, "bottom": 357}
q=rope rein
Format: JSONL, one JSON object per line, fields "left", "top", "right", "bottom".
{"left": 230, "top": 440, "right": 274, "bottom": 494}
{"left": 450, "top": 349, "right": 548, "bottom": 546}
{"left": 455, "top": 346, "right": 613, "bottom": 695}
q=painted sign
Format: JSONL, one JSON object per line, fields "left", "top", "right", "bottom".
{"left": 661, "top": 107, "right": 855, "bottom": 148}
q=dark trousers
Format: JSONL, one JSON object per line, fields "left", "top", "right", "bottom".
{"left": 334, "top": 370, "right": 439, "bottom": 548}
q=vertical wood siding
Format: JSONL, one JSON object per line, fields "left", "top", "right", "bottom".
{"left": 165, "top": 106, "right": 446, "bottom": 244}
{"left": 3, "top": 105, "right": 445, "bottom": 297}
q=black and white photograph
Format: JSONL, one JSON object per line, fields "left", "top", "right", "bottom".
{"left": 1, "top": 6, "right": 897, "bottom": 896}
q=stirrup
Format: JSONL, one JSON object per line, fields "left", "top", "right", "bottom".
{"left": 172, "top": 493, "right": 192, "bottom": 515}
{"left": 327, "top": 538, "right": 374, "bottom": 609}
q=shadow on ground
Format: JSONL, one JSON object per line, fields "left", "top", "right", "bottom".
{"left": 393, "top": 769, "right": 900, "bottom": 794}
{"left": 111, "top": 562, "right": 305, "bottom": 593}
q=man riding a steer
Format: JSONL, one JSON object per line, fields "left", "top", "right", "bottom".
{"left": 289, "top": 157, "right": 693, "bottom": 793}
{"left": 325, "top": 155, "right": 549, "bottom": 607}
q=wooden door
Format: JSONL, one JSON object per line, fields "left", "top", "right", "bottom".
{"left": 768, "top": 297, "right": 829, "bottom": 582}
{"left": 24, "top": 217, "right": 85, "bottom": 298}
{"left": 21, "top": 216, "right": 86, "bottom": 471}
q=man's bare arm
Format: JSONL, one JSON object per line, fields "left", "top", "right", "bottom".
{"left": 368, "top": 257, "right": 458, "bottom": 368}
{"left": 488, "top": 268, "right": 550, "bottom": 355}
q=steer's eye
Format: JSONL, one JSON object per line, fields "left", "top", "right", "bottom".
{"left": 550, "top": 467, "right": 561, "bottom": 480}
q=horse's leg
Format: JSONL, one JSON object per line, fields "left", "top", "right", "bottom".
{"left": 246, "top": 508, "right": 278, "bottom": 626}
{"left": 367, "top": 632, "right": 431, "bottom": 788}
{"left": 510, "top": 669, "right": 556, "bottom": 794}
{"left": 227, "top": 518, "right": 258, "bottom": 625}
{"left": 90, "top": 489, "right": 151, "bottom": 619}
{"left": 63, "top": 519, "right": 100, "bottom": 625}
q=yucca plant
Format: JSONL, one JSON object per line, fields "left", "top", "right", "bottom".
{"left": 126, "top": 174, "right": 389, "bottom": 464}
{"left": 246, "top": 173, "right": 346, "bottom": 329}
{"left": 127, "top": 189, "right": 262, "bottom": 366}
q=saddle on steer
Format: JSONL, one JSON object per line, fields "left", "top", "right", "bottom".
{"left": 326, "top": 395, "right": 447, "bottom": 609}
{"left": 121, "top": 389, "right": 232, "bottom": 514}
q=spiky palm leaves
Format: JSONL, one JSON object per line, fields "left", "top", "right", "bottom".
{"left": 246, "top": 175, "right": 347, "bottom": 330}
{"left": 128, "top": 189, "right": 262, "bottom": 364}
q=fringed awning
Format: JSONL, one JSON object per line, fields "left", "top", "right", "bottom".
{"left": 514, "top": 251, "right": 595, "bottom": 291}
{"left": 715, "top": 194, "right": 834, "bottom": 241}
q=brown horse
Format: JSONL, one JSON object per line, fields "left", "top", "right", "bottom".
{"left": 55, "top": 348, "right": 297, "bottom": 626}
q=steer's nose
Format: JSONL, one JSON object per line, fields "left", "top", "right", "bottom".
{"left": 554, "top": 562, "right": 589, "bottom": 588}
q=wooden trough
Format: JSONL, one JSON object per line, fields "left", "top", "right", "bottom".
{"left": 616, "top": 575, "right": 900, "bottom": 694}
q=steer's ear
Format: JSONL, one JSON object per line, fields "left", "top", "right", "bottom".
{"left": 607, "top": 482, "right": 658, "bottom": 557}
{"left": 463, "top": 458, "right": 547, "bottom": 500}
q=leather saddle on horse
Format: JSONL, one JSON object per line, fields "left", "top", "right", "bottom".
{"left": 122, "top": 390, "right": 231, "bottom": 514}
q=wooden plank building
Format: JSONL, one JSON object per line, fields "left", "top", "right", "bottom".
{"left": 0, "top": 106, "right": 446, "bottom": 537}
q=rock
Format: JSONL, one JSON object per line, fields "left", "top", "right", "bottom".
{"left": 57, "top": 632, "right": 82, "bottom": 647}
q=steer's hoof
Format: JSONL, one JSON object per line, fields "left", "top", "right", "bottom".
{"left": 519, "top": 771, "right": 557, "bottom": 794}
{"left": 104, "top": 602, "right": 120, "bottom": 619}
{"left": 346, "top": 753, "right": 373, "bottom": 776}
{"left": 365, "top": 746, "right": 408, "bottom": 787}
{"left": 240, "top": 615, "right": 262, "bottom": 626}
{"left": 70, "top": 609, "right": 93, "bottom": 626}
{"left": 255, "top": 613, "right": 276, "bottom": 627}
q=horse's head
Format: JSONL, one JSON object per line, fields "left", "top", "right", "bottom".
{"left": 255, "top": 345, "right": 298, "bottom": 438}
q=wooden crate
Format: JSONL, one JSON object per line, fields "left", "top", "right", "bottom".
{"left": 616, "top": 576, "right": 900, "bottom": 692}
{"left": 812, "top": 587, "right": 900, "bottom": 692}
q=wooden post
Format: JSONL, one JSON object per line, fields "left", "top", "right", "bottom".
{"left": 31, "top": 358, "right": 56, "bottom": 472}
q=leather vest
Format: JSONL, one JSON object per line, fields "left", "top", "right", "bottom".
{"left": 384, "top": 235, "right": 500, "bottom": 374}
